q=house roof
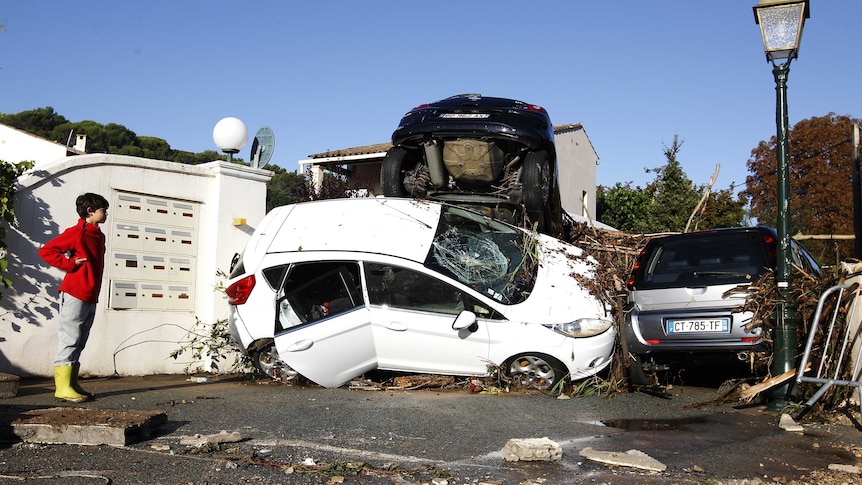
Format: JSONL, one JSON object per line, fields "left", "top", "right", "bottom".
{"left": 308, "top": 142, "right": 392, "bottom": 160}
{"left": 0, "top": 123, "right": 86, "bottom": 156}
{"left": 553, "top": 122, "right": 599, "bottom": 162}
{"left": 553, "top": 123, "right": 584, "bottom": 133}
{"left": 307, "top": 124, "right": 586, "bottom": 160}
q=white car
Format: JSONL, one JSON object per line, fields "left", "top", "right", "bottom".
{"left": 225, "top": 198, "right": 614, "bottom": 389}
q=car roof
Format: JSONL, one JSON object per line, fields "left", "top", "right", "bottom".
{"left": 645, "top": 226, "right": 773, "bottom": 245}
{"left": 262, "top": 198, "right": 441, "bottom": 263}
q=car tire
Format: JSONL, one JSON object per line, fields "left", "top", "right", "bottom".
{"left": 381, "top": 147, "right": 408, "bottom": 197}
{"left": 626, "top": 354, "right": 653, "bottom": 386}
{"left": 544, "top": 179, "right": 565, "bottom": 238}
{"left": 521, "top": 151, "right": 550, "bottom": 232}
{"left": 251, "top": 342, "right": 299, "bottom": 381}
{"left": 505, "top": 353, "right": 567, "bottom": 391}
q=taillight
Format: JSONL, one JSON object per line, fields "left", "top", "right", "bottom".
{"left": 526, "top": 104, "right": 547, "bottom": 113}
{"left": 226, "top": 275, "right": 255, "bottom": 305}
{"left": 626, "top": 249, "right": 646, "bottom": 290}
{"left": 763, "top": 233, "right": 777, "bottom": 261}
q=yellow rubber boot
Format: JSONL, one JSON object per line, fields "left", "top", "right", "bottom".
{"left": 70, "top": 362, "right": 94, "bottom": 398}
{"left": 54, "top": 365, "right": 88, "bottom": 403}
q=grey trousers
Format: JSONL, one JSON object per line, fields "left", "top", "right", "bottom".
{"left": 54, "top": 292, "right": 96, "bottom": 366}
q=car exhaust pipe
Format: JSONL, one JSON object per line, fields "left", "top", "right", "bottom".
{"left": 423, "top": 140, "right": 447, "bottom": 188}
{"left": 737, "top": 351, "right": 750, "bottom": 362}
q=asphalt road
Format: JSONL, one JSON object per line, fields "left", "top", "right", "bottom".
{"left": 0, "top": 373, "right": 860, "bottom": 484}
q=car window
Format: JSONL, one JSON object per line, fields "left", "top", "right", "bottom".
{"left": 423, "top": 205, "right": 536, "bottom": 305}
{"left": 637, "top": 232, "right": 768, "bottom": 289}
{"left": 276, "top": 262, "right": 363, "bottom": 330}
{"left": 365, "top": 262, "right": 500, "bottom": 319}
{"left": 262, "top": 265, "right": 287, "bottom": 289}
{"left": 790, "top": 240, "right": 822, "bottom": 277}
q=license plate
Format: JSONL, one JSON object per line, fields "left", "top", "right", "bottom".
{"left": 667, "top": 318, "right": 730, "bottom": 334}
{"left": 439, "top": 113, "right": 490, "bottom": 119}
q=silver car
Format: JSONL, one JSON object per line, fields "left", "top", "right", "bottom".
{"left": 623, "top": 226, "right": 821, "bottom": 384}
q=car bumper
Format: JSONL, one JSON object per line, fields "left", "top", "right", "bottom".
{"left": 563, "top": 326, "right": 617, "bottom": 380}
{"left": 227, "top": 306, "right": 254, "bottom": 354}
{"left": 392, "top": 116, "right": 552, "bottom": 149}
{"left": 625, "top": 307, "right": 766, "bottom": 354}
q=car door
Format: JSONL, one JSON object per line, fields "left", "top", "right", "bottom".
{"left": 363, "top": 262, "right": 496, "bottom": 375}
{"left": 272, "top": 261, "right": 375, "bottom": 388}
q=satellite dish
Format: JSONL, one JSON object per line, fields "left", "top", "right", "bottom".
{"left": 250, "top": 126, "right": 275, "bottom": 169}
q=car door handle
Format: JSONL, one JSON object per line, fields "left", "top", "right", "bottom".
{"left": 285, "top": 339, "right": 314, "bottom": 352}
{"left": 383, "top": 321, "right": 408, "bottom": 331}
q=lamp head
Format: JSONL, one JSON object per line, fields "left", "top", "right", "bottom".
{"left": 213, "top": 117, "right": 249, "bottom": 154}
{"left": 754, "top": 0, "right": 809, "bottom": 63}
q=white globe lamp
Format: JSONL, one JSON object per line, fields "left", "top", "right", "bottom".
{"left": 213, "top": 117, "right": 249, "bottom": 163}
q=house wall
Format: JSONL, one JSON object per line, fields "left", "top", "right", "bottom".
{"left": 554, "top": 127, "right": 599, "bottom": 219}
{"left": 0, "top": 124, "right": 72, "bottom": 167}
{"left": 352, "top": 163, "right": 383, "bottom": 196}
{"left": 2, "top": 154, "right": 271, "bottom": 377}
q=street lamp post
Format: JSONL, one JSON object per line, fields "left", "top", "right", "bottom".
{"left": 753, "top": 0, "right": 809, "bottom": 411}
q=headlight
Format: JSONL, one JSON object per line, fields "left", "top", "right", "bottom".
{"left": 544, "top": 318, "right": 613, "bottom": 338}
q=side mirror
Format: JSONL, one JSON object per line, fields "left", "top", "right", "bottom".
{"left": 452, "top": 311, "right": 478, "bottom": 333}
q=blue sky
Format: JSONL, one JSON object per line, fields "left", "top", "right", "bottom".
{"left": 2, "top": 1, "right": 860, "bottom": 193}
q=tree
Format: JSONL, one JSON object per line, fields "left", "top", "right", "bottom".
{"left": 596, "top": 182, "right": 651, "bottom": 233}
{"left": 136, "top": 136, "right": 174, "bottom": 161}
{"left": 0, "top": 107, "right": 68, "bottom": 138}
{"left": 746, "top": 113, "right": 859, "bottom": 262}
{"left": 697, "top": 186, "right": 749, "bottom": 230}
{"left": 643, "top": 135, "right": 702, "bottom": 232}
{"left": 597, "top": 135, "right": 746, "bottom": 233}
{"left": 0, "top": 159, "right": 36, "bottom": 298}
{"left": 102, "top": 122, "right": 139, "bottom": 153}
{"left": 263, "top": 164, "right": 308, "bottom": 211}
{"left": 174, "top": 150, "right": 223, "bottom": 165}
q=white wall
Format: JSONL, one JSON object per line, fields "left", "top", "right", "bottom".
{"left": 1, "top": 154, "right": 271, "bottom": 377}
{"left": 554, "top": 126, "right": 599, "bottom": 219}
{"left": 0, "top": 124, "right": 73, "bottom": 167}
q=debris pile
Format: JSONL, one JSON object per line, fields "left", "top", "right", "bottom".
{"left": 564, "top": 221, "right": 651, "bottom": 312}
{"left": 562, "top": 221, "right": 654, "bottom": 391}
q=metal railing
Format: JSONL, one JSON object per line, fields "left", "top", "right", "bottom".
{"left": 796, "top": 283, "right": 862, "bottom": 418}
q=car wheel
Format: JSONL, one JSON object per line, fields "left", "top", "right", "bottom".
{"left": 251, "top": 343, "right": 299, "bottom": 381}
{"left": 521, "top": 151, "right": 551, "bottom": 231}
{"left": 506, "top": 353, "right": 567, "bottom": 391}
{"left": 381, "top": 147, "right": 409, "bottom": 197}
{"left": 626, "top": 354, "right": 654, "bottom": 386}
{"left": 544, "top": 180, "right": 565, "bottom": 237}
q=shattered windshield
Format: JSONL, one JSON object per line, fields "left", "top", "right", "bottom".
{"left": 424, "top": 205, "right": 536, "bottom": 305}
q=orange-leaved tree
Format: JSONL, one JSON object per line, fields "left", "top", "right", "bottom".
{"left": 746, "top": 113, "right": 860, "bottom": 264}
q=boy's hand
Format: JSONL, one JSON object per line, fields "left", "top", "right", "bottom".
{"left": 74, "top": 258, "right": 88, "bottom": 267}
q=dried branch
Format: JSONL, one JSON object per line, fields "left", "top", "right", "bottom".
{"left": 684, "top": 164, "right": 719, "bottom": 233}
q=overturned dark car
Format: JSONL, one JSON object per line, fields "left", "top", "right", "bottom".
{"left": 380, "top": 94, "right": 564, "bottom": 235}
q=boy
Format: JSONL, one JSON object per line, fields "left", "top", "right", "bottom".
{"left": 38, "top": 193, "right": 109, "bottom": 402}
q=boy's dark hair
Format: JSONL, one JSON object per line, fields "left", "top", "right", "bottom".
{"left": 75, "top": 193, "right": 110, "bottom": 219}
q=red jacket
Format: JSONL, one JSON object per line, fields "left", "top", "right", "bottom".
{"left": 38, "top": 219, "right": 106, "bottom": 303}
